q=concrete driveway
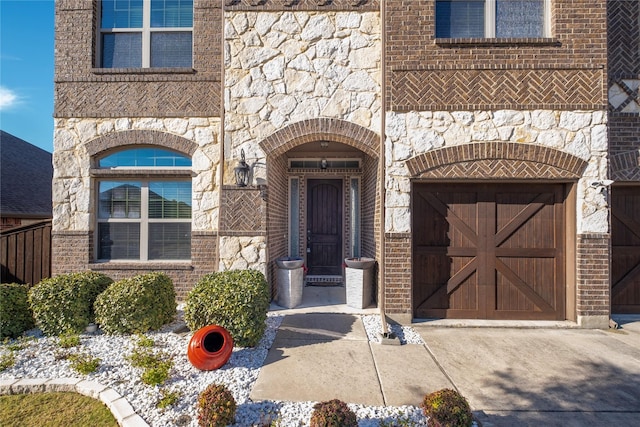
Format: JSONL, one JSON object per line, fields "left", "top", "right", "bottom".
{"left": 414, "top": 315, "right": 640, "bottom": 426}
{"left": 252, "top": 313, "right": 640, "bottom": 426}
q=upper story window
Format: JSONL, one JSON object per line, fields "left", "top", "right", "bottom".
{"left": 96, "top": 148, "right": 192, "bottom": 261}
{"left": 436, "top": 0, "right": 549, "bottom": 39}
{"left": 99, "top": 0, "right": 193, "bottom": 68}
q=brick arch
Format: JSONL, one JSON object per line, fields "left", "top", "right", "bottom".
{"left": 610, "top": 150, "right": 640, "bottom": 181}
{"left": 259, "top": 118, "right": 380, "bottom": 158}
{"left": 85, "top": 130, "right": 198, "bottom": 158}
{"left": 406, "top": 142, "right": 588, "bottom": 179}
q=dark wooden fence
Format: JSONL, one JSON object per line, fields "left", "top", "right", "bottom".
{"left": 1, "top": 220, "right": 52, "bottom": 286}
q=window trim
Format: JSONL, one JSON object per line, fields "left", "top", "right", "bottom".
{"left": 96, "top": 178, "right": 192, "bottom": 262}
{"left": 435, "top": 0, "right": 551, "bottom": 40}
{"left": 97, "top": 0, "right": 194, "bottom": 69}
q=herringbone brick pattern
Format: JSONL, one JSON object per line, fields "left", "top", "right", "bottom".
{"left": 220, "top": 186, "right": 266, "bottom": 233}
{"left": 608, "top": 0, "right": 640, "bottom": 77}
{"left": 391, "top": 68, "right": 604, "bottom": 111}
{"left": 54, "top": 0, "right": 222, "bottom": 118}
{"left": 55, "top": 81, "right": 220, "bottom": 118}
{"left": 406, "top": 142, "right": 587, "bottom": 179}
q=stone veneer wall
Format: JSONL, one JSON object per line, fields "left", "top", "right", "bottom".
{"left": 222, "top": 10, "right": 382, "bottom": 276}
{"left": 52, "top": 117, "right": 221, "bottom": 297}
{"left": 385, "top": 110, "right": 609, "bottom": 234}
{"left": 224, "top": 11, "right": 382, "bottom": 184}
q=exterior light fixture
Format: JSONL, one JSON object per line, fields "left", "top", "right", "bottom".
{"left": 234, "top": 149, "right": 250, "bottom": 187}
{"left": 321, "top": 158, "right": 328, "bottom": 169}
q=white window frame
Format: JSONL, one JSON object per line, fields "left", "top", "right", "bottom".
{"left": 96, "top": 179, "right": 192, "bottom": 262}
{"left": 485, "top": 0, "right": 550, "bottom": 38}
{"left": 97, "top": 0, "right": 193, "bottom": 68}
{"left": 438, "top": 0, "right": 551, "bottom": 39}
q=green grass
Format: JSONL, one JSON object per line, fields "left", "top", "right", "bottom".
{"left": 0, "top": 392, "right": 118, "bottom": 427}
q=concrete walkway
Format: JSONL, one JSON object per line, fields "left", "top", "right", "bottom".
{"left": 251, "top": 313, "right": 640, "bottom": 426}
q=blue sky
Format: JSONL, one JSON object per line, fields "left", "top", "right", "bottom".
{"left": 1, "top": 0, "right": 55, "bottom": 153}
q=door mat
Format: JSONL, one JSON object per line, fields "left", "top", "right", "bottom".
{"left": 305, "top": 276, "right": 343, "bottom": 287}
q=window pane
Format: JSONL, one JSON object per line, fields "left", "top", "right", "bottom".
{"left": 149, "top": 182, "right": 192, "bottom": 219}
{"left": 436, "top": 0, "right": 484, "bottom": 38}
{"left": 150, "top": 32, "right": 192, "bottom": 67}
{"left": 151, "top": 0, "right": 193, "bottom": 28}
{"left": 99, "top": 148, "right": 192, "bottom": 167}
{"left": 98, "top": 182, "right": 141, "bottom": 219}
{"left": 148, "top": 223, "right": 191, "bottom": 259}
{"left": 98, "top": 222, "right": 140, "bottom": 260}
{"left": 102, "top": 33, "right": 142, "bottom": 68}
{"left": 496, "top": 0, "right": 544, "bottom": 38}
{"left": 101, "top": 0, "right": 143, "bottom": 28}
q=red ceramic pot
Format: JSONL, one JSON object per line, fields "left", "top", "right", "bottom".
{"left": 187, "top": 325, "right": 234, "bottom": 371}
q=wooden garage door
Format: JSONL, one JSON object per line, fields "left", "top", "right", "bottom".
{"left": 413, "top": 183, "right": 566, "bottom": 320}
{"left": 612, "top": 186, "right": 640, "bottom": 313}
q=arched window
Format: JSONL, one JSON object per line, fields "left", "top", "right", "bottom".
{"left": 96, "top": 148, "right": 192, "bottom": 261}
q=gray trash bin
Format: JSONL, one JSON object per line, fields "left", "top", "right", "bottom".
{"left": 275, "top": 257, "right": 304, "bottom": 309}
{"left": 344, "top": 257, "right": 375, "bottom": 309}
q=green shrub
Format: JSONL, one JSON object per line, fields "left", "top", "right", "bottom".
{"left": 57, "top": 332, "right": 81, "bottom": 349}
{"left": 94, "top": 272, "right": 176, "bottom": 335}
{"left": 197, "top": 384, "right": 236, "bottom": 427}
{"left": 0, "top": 351, "right": 16, "bottom": 371}
{"left": 310, "top": 399, "right": 358, "bottom": 427}
{"left": 184, "top": 270, "right": 270, "bottom": 347}
{"left": 0, "top": 283, "right": 35, "bottom": 339}
{"left": 157, "top": 389, "right": 181, "bottom": 409}
{"left": 68, "top": 352, "right": 101, "bottom": 375}
{"left": 421, "top": 388, "right": 473, "bottom": 427}
{"left": 28, "top": 272, "right": 113, "bottom": 336}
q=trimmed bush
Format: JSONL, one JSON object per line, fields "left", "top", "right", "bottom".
{"left": 310, "top": 399, "right": 358, "bottom": 427}
{"left": 28, "top": 272, "right": 113, "bottom": 336}
{"left": 94, "top": 272, "right": 176, "bottom": 334}
{"left": 184, "top": 270, "right": 270, "bottom": 347}
{"left": 0, "top": 283, "right": 35, "bottom": 339}
{"left": 197, "top": 383, "right": 236, "bottom": 427}
{"left": 421, "top": 388, "right": 473, "bottom": 427}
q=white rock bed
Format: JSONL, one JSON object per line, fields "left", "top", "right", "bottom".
{"left": 1, "top": 312, "right": 429, "bottom": 426}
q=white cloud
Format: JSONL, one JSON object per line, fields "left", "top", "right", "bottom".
{"left": 0, "top": 86, "right": 20, "bottom": 111}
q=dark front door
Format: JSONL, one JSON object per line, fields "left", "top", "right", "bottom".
{"left": 612, "top": 186, "right": 640, "bottom": 313}
{"left": 307, "top": 179, "right": 343, "bottom": 276}
{"left": 413, "top": 183, "right": 566, "bottom": 320}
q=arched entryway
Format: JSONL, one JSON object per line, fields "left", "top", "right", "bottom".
{"left": 260, "top": 119, "right": 380, "bottom": 302}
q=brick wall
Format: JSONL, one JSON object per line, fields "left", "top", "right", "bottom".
{"left": 54, "top": 0, "right": 222, "bottom": 118}
{"left": 52, "top": 231, "right": 217, "bottom": 300}
{"left": 266, "top": 154, "right": 289, "bottom": 291}
{"left": 608, "top": 0, "right": 640, "bottom": 182}
{"left": 385, "top": 0, "right": 608, "bottom": 111}
{"left": 383, "top": 232, "right": 412, "bottom": 315}
{"left": 576, "top": 233, "right": 611, "bottom": 319}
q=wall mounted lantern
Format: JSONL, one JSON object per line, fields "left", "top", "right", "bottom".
{"left": 234, "top": 149, "right": 250, "bottom": 187}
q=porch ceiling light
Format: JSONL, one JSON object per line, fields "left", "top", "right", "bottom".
{"left": 234, "top": 149, "right": 250, "bottom": 187}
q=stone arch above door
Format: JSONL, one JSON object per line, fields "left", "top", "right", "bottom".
{"left": 406, "top": 142, "right": 588, "bottom": 179}
{"left": 259, "top": 119, "right": 380, "bottom": 158}
{"left": 85, "top": 130, "right": 198, "bottom": 158}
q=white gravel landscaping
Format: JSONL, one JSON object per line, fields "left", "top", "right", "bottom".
{"left": 1, "top": 310, "right": 429, "bottom": 426}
